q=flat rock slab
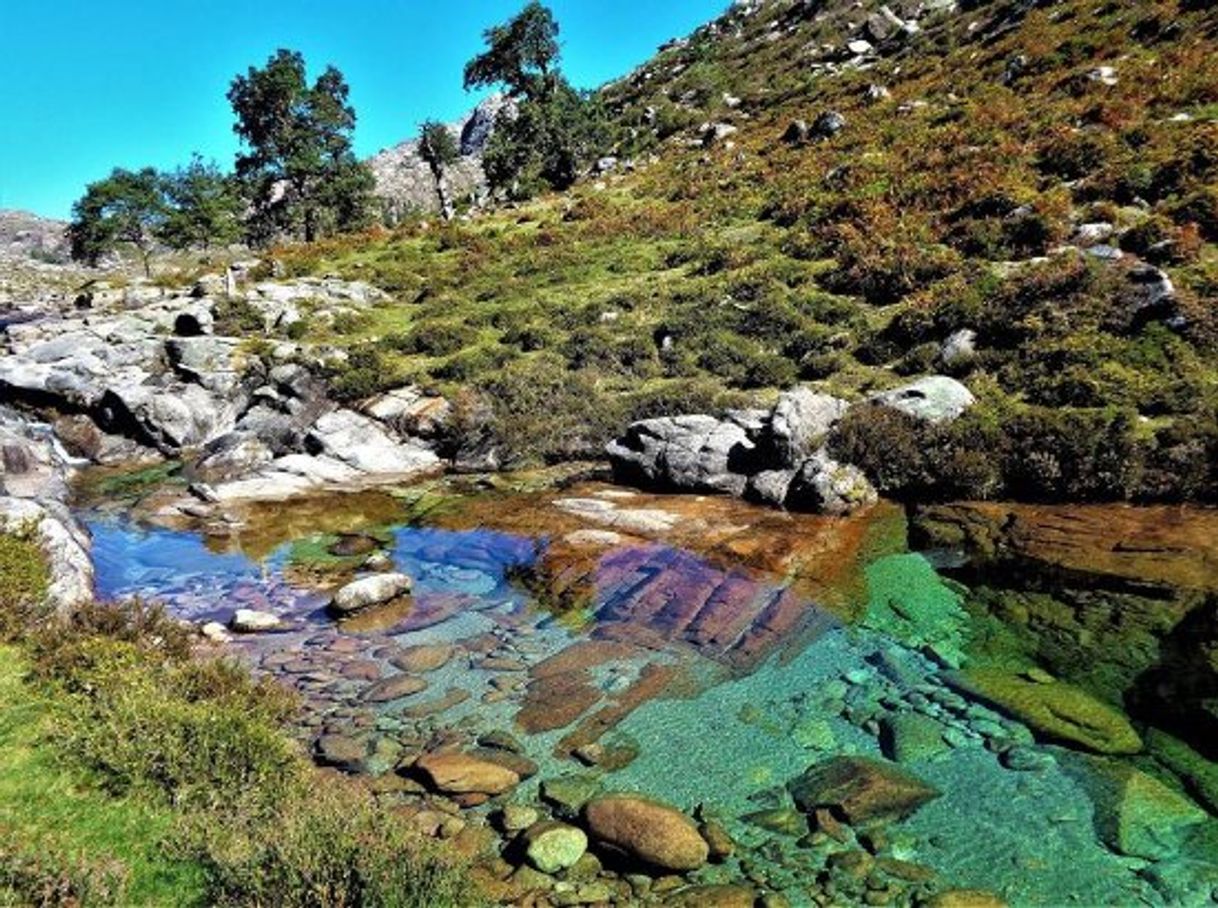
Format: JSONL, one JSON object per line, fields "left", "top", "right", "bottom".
{"left": 788, "top": 755, "right": 940, "bottom": 826}
{"left": 361, "top": 674, "right": 427, "bottom": 703}
{"left": 413, "top": 751, "right": 520, "bottom": 795}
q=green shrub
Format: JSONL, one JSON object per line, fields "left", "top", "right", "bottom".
{"left": 0, "top": 531, "right": 49, "bottom": 642}
{"left": 1000, "top": 408, "right": 1142, "bottom": 501}
{"left": 0, "top": 832, "right": 130, "bottom": 907}
{"left": 432, "top": 344, "right": 515, "bottom": 382}
{"left": 1170, "top": 186, "right": 1218, "bottom": 241}
{"left": 328, "top": 349, "right": 399, "bottom": 402}
{"left": 564, "top": 327, "right": 660, "bottom": 378}
{"left": 383, "top": 322, "right": 478, "bottom": 357}
{"left": 178, "top": 775, "right": 473, "bottom": 908}
{"left": 476, "top": 355, "right": 624, "bottom": 463}
{"left": 212, "top": 298, "right": 266, "bottom": 336}
{"left": 818, "top": 227, "right": 962, "bottom": 306}
{"left": 688, "top": 331, "right": 798, "bottom": 389}
{"left": 29, "top": 601, "right": 299, "bottom": 813}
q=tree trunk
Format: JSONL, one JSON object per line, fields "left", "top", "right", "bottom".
{"left": 435, "top": 168, "right": 454, "bottom": 221}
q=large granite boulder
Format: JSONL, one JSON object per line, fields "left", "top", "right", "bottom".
{"left": 606, "top": 385, "right": 883, "bottom": 515}
{"left": 306, "top": 409, "right": 440, "bottom": 476}
{"left": 868, "top": 376, "right": 975, "bottom": 424}
{"left": 786, "top": 451, "right": 877, "bottom": 515}
{"left": 770, "top": 388, "right": 848, "bottom": 466}
{"left": 606, "top": 414, "right": 757, "bottom": 497}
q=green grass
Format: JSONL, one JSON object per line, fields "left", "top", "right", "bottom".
{"left": 0, "top": 645, "right": 207, "bottom": 906}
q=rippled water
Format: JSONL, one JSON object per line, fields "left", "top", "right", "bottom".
{"left": 82, "top": 487, "right": 1218, "bottom": 907}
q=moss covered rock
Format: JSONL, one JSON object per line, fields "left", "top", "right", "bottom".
{"left": 1064, "top": 756, "right": 1207, "bottom": 860}
{"left": 944, "top": 668, "right": 1142, "bottom": 755}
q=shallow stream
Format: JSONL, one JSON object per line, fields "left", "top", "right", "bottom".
{"left": 80, "top": 475, "right": 1218, "bottom": 906}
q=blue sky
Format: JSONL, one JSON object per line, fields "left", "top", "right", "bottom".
{"left": 0, "top": 1, "right": 724, "bottom": 219}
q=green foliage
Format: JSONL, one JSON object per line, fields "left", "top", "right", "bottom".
{"left": 228, "top": 49, "right": 375, "bottom": 244}
{"left": 68, "top": 167, "right": 168, "bottom": 275}
{"left": 0, "top": 646, "right": 204, "bottom": 908}
{"left": 463, "top": 1, "right": 559, "bottom": 99}
{"left": 0, "top": 594, "right": 475, "bottom": 906}
{"left": 179, "top": 776, "right": 473, "bottom": 908}
{"left": 417, "top": 121, "right": 459, "bottom": 172}
{"left": 467, "top": 3, "right": 604, "bottom": 195}
{"left": 327, "top": 348, "right": 400, "bottom": 402}
{"left": 418, "top": 120, "right": 460, "bottom": 219}
{"left": 0, "top": 834, "right": 131, "bottom": 908}
{"left": 483, "top": 84, "right": 607, "bottom": 195}
{"left": 0, "top": 531, "right": 49, "bottom": 642}
{"left": 159, "top": 155, "right": 243, "bottom": 252}
{"left": 476, "top": 354, "right": 625, "bottom": 463}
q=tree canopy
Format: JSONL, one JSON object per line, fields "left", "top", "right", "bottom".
{"left": 228, "top": 49, "right": 375, "bottom": 245}
{"left": 463, "top": 1, "right": 559, "bottom": 101}
{"left": 68, "top": 167, "right": 168, "bottom": 276}
{"left": 418, "top": 121, "right": 460, "bottom": 219}
{"left": 464, "top": 2, "right": 603, "bottom": 198}
{"left": 159, "top": 155, "right": 243, "bottom": 252}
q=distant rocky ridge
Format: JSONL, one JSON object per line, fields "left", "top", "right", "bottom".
{"left": 0, "top": 209, "right": 69, "bottom": 263}
{"left": 366, "top": 94, "right": 513, "bottom": 222}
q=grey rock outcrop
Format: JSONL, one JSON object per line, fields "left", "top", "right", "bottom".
{"left": 1, "top": 274, "right": 447, "bottom": 510}
{"left": 608, "top": 376, "right": 976, "bottom": 514}
{"left": 605, "top": 414, "right": 757, "bottom": 497}
{"left": 868, "top": 375, "right": 976, "bottom": 424}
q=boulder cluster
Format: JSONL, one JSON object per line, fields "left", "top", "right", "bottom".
{"left": 0, "top": 270, "right": 452, "bottom": 508}
{"left": 607, "top": 376, "right": 974, "bottom": 515}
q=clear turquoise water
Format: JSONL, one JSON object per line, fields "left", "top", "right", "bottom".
{"left": 84, "top": 508, "right": 1218, "bottom": 906}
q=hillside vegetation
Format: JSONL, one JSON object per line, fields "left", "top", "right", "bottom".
{"left": 0, "top": 534, "right": 472, "bottom": 907}
{"left": 275, "top": 0, "right": 1218, "bottom": 503}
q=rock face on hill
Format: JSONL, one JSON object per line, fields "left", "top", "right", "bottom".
{"left": 367, "top": 94, "right": 513, "bottom": 222}
{"left": 0, "top": 210, "right": 69, "bottom": 264}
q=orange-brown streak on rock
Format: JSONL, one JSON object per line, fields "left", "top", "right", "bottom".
{"left": 917, "top": 502, "right": 1218, "bottom": 594}
{"left": 555, "top": 661, "right": 699, "bottom": 757}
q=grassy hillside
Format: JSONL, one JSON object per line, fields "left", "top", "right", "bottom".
{"left": 276, "top": 0, "right": 1218, "bottom": 502}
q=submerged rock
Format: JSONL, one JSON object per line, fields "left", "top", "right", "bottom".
{"left": 413, "top": 751, "right": 520, "bottom": 796}
{"left": 523, "top": 820, "right": 589, "bottom": 873}
{"left": 361, "top": 673, "right": 427, "bottom": 703}
{"left": 943, "top": 669, "right": 1142, "bottom": 755}
{"left": 229, "top": 608, "right": 281, "bottom": 632}
{"left": 787, "top": 755, "right": 940, "bottom": 826}
{"left": 582, "top": 793, "right": 709, "bottom": 872}
{"left": 1066, "top": 758, "right": 1207, "bottom": 860}
{"left": 328, "top": 572, "right": 412, "bottom": 617}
